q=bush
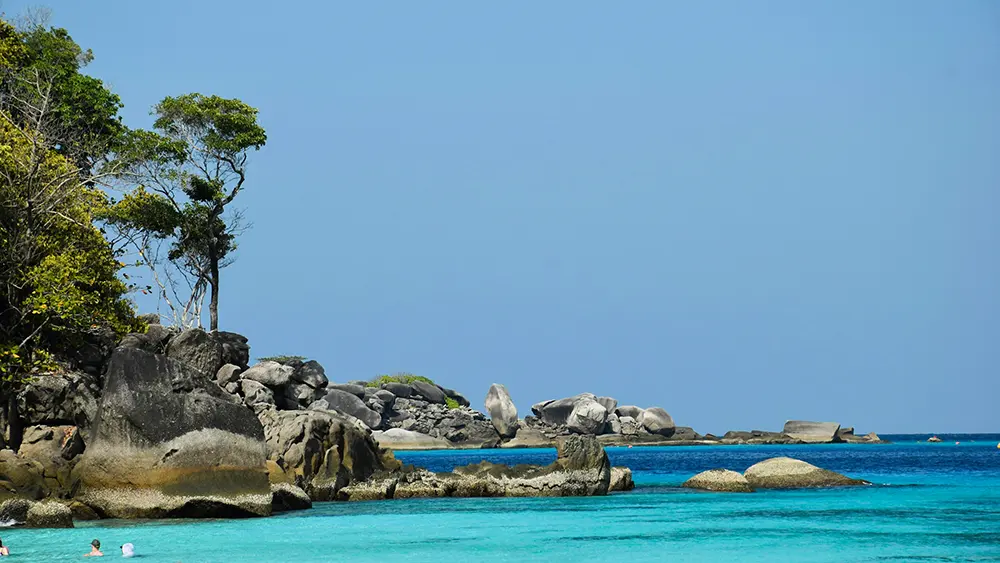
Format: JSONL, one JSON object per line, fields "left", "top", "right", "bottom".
{"left": 366, "top": 372, "right": 435, "bottom": 388}
{"left": 444, "top": 397, "right": 460, "bottom": 410}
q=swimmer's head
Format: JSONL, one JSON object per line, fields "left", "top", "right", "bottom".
{"left": 92, "top": 539, "right": 101, "bottom": 549}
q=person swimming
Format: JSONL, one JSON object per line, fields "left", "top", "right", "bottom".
{"left": 84, "top": 538, "right": 104, "bottom": 557}
{"left": 0, "top": 537, "right": 9, "bottom": 556}
{"left": 120, "top": 543, "right": 134, "bottom": 558}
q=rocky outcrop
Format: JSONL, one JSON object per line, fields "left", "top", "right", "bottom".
{"left": 531, "top": 393, "right": 597, "bottom": 426}
{"left": 501, "top": 427, "right": 553, "bottom": 448}
{"left": 72, "top": 347, "right": 272, "bottom": 519}
{"left": 609, "top": 467, "right": 634, "bottom": 492}
{"left": 373, "top": 428, "right": 453, "bottom": 450}
{"left": 743, "top": 457, "right": 869, "bottom": 489}
{"left": 313, "top": 389, "right": 381, "bottom": 429}
{"left": 16, "top": 371, "right": 101, "bottom": 439}
{"left": 26, "top": 500, "right": 73, "bottom": 528}
{"left": 0, "top": 449, "right": 47, "bottom": 501}
{"left": 484, "top": 384, "right": 518, "bottom": 439}
{"left": 257, "top": 407, "right": 388, "bottom": 501}
{"left": 16, "top": 425, "right": 84, "bottom": 494}
{"left": 386, "top": 396, "right": 499, "bottom": 448}
{"left": 782, "top": 421, "right": 842, "bottom": 443}
{"left": 637, "top": 407, "right": 675, "bottom": 437}
{"left": 346, "top": 435, "right": 615, "bottom": 500}
{"left": 683, "top": 469, "right": 754, "bottom": 493}
{"left": 270, "top": 483, "right": 312, "bottom": 513}
{"left": 0, "top": 497, "right": 32, "bottom": 523}
{"left": 567, "top": 397, "right": 609, "bottom": 435}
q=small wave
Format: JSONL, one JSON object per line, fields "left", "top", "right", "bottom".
{"left": 0, "top": 518, "right": 19, "bottom": 528}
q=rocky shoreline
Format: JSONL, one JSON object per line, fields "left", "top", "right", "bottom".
{"left": 0, "top": 323, "right": 883, "bottom": 527}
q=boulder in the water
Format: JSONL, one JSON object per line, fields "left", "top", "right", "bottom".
{"left": 743, "top": 457, "right": 869, "bottom": 489}
{"left": 484, "top": 384, "right": 518, "bottom": 439}
{"left": 683, "top": 469, "right": 754, "bottom": 493}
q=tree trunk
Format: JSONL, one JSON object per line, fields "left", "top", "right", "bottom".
{"left": 209, "top": 242, "right": 220, "bottom": 331}
{"left": 7, "top": 394, "right": 22, "bottom": 452}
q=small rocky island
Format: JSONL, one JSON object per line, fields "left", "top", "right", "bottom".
{"left": 0, "top": 323, "right": 882, "bottom": 527}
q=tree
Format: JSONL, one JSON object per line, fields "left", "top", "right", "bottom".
{"left": 0, "top": 17, "right": 139, "bottom": 448}
{"left": 106, "top": 94, "right": 265, "bottom": 331}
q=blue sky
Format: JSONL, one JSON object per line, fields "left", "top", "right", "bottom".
{"left": 8, "top": 1, "right": 998, "bottom": 433}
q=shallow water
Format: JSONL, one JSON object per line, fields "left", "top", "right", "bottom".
{"left": 2, "top": 435, "right": 999, "bottom": 562}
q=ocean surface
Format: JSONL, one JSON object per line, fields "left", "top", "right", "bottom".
{"left": 2, "top": 434, "right": 999, "bottom": 562}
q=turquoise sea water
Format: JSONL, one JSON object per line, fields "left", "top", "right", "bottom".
{"left": 2, "top": 435, "right": 999, "bottom": 562}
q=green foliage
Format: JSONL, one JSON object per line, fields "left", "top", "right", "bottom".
{"left": 444, "top": 396, "right": 460, "bottom": 410}
{"left": 366, "top": 373, "right": 437, "bottom": 388}
{"left": 0, "top": 17, "right": 138, "bottom": 393}
{"left": 257, "top": 355, "right": 306, "bottom": 364}
{"left": 108, "top": 92, "right": 267, "bottom": 330}
{"left": 16, "top": 24, "right": 125, "bottom": 171}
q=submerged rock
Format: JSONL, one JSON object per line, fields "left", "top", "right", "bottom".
{"left": 683, "top": 469, "right": 754, "bottom": 493}
{"left": 26, "top": 501, "right": 73, "bottom": 528}
{"left": 743, "top": 457, "right": 869, "bottom": 489}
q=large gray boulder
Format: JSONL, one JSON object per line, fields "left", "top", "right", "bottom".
{"left": 637, "top": 407, "right": 675, "bottom": 437}
{"left": 372, "top": 428, "right": 453, "bottom": 450}
{"left": 382, "top": 382, "right": 413, "bottom": 397}
{"left": 258, "top": 407, "right": 389, "bottom": 501}
{"left": 328, "top": 383, "right": 366, "bottom": 398}
{"left": 242, "top": 361, "right": 294, "bottom": 388}
{"left": 72, "top": 347, "right": 272, "bottom": 519}
{"left": 410, "top": 381, "right": 446, "bottom": 404}
{"left": 317, "top": 389, "right": 382, "bottom": 429}
{"left": 609, "top": 467, "right": 635, "bottom": 492}
{"left": 290, "top": 360, "right": 328, "bottom": 389}
{"left": 16, "top": 371, "right": 100, "bottom": 438}
{"left": 165, "top": 328, "right": 223, "bottom": 377}
{"left": 566, "top": 398, "right": 609, "bottom": 435}
{"left": 531, "top": 393, "right": 598, "bottom": 426}
{"left": 0, "top": 449, "right": 47, "bottom": 500}
{"left": 484, "top": 384, "right": 518, "bottom": 439}
{"left": 215, "top": 331, "right": 250, "bottom": 369}
{"left": 595, "top": 396, "right": 618, "bottom": 414}
{"left": 615, "top": 405, "right": 644, "bottom": 419}
{"left": 683, "top": 469, "right": 754, "bottom": 493}
{"left": 241, "top": 379, "right": 276, "bottom": 407}
{"left": 782, "top": 421, "right": 842, "bottom": 443}
{"left": 743, "top": 457, "right": 869, "bottom": 489}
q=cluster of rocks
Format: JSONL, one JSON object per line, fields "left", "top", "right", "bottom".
{"left": 338, "top": 435, "right": 633, "bottom": 501}
{"left": 1, "top": 323, "right": 629, "bottom": 527}
{"left": 712, "top": 421, "right": 882, "bottom": 446}
{"left": 682, "top": 457, "right": 871, "bottom": 493}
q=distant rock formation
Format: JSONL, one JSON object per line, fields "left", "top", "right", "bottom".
{"left": 484, "top": 384, "right": 518, "bottom": 439}
{"left": 782, "top": 421, "right": 842, "bottom": 443}
{"left": 683, "top": 457, "right": 869, "bottom": 493}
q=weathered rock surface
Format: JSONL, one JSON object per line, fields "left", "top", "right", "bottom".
{"left": 387, "top": 398, "right": 500, "bottom": 447}
{"left": 165, "top": 328, "right": 223, "bottom": 377}
{"left": 72, "top": 347, "right": 272, "bottom": 519}
{"left": 783, "top": 421, "right": 842, "bottom": 443}
{"left": 484, "top": 384, "right": 518, "bottom": 439}
{"left": 501, "top": 427, "right": 554, "bottom": 449}
{"left": 216, "top": 364, "right": 243, "bottom": 386}
{"left": 743, "top": 457, "right": 869, "bottom": 489}
{"left": 315, "top": 389, "right": 382, "bottom": 429}
{"left": 638, "top": 407, "right": 675, "bottom": 437}
{"left": 241, "top": 379, "right": 276, "bottom": 407}
{"left": 26, "top": 500, "right": 73, "bottom": 528}
{"left": 270, "top": 483, "right": 312, "bottom": 512}
{"left": 16, "top": 371, "right": 100, "bottom": 438}
{"left": 531, "top": 393, "right": 596, "bottom": 426}
{"left": 289, "top": 360, "right": 329, "bottom": 389}
{"left": 17, "top": 425, "right": 84, "bottom": 494}
{"left": 615, "top": 405, "right": 644, "bottom": 419}
{"left": 410, "top": 381, "right": 446, "bottom": 404}
{"left": 683, "top": 469, "right": 754, "bottom": 493}
{"left": 0, "top": 497, "right": 31, "bottom": 523}
{"left": 373, "top": 428, "right": 453, "bottom": 450}
{"left": 242, "top": 361, "right": 295, "bottom": 388}
{"left": 609, "top": 467, "right": 635, "bottom": 492}
{"left": 257, "top": 407, "right": 388, "bottom": 501}
{"left": 0, "top": 449, "right": 47, "bottom": 500}
{"left": 350, "top": 435, "right": 613, "bottom": 500}
{"left": 328, "top": 383, "right": 366, "bottom": 398}
{"left": 566, "top": 398, "right": 609, "bottom": 435}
